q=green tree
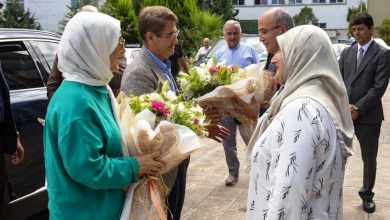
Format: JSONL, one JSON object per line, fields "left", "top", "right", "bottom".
{"left": 346, "top": 2, "right": 367, "bottom": 34}
{"left": 58, "top": 0, "right": 98, "bottom": 34}
{"left": 101, "top": 0, "right": 141, "bottom": 44}
{"left": 0, "top": 2, "right": 41, "bottom": 29}
{"left": 378, "top": 18, "right": 390, "bottom": 45}
{"left": 293, "top": 6, "right": 318, "bottom": 26}
{"left": 140, "top": 0, "right": 223, "bottom": 53}
{"left": 196, "top": 0, "right": 234, "bottom": 22}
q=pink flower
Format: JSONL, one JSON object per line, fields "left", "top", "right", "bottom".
{"left": 209, "top": 67, "right": 217, "bottom": 73}
{"left": 193, "top": 119, "right": 200, "bottom": 125}
{"left": 150, "top": 100, "right": 170, "bottom": 116}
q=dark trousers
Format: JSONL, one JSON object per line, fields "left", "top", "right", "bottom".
{"left": 354, "top": 122, "right": 381, "bottom": 201}
{"left": 167, "top": 157, "right": 190, "bottom": 220}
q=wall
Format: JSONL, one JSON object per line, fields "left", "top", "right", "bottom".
{"left": 234, "top": 0, "right": 367, "bottom": 43}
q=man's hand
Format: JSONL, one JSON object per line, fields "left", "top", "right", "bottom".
{"left": 134, "top": 151, "right": 165, "bottom": 177}
{"left": 11, "top": 137, "right": 24, "bottom": 165}
{"left": 349, "top": 104, "right": 359, "bottom": 121}
{"left": 204, "top": 108, "right": 223, "bottom": 124}
{"left": 233, "top": 96, "right": 260, "bottom": 120}
{"left": 206, "top": 124, "right": 230, "bottom": 143}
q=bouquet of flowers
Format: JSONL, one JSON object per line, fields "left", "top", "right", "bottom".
{"left": 118, "top": 81, "right": 206, "bottom": 220}
{"left": 195, "top": 64, "right": 274, "bottom": 123}
{"left": 177, "top": 62, "right": 241, "bottom": 100}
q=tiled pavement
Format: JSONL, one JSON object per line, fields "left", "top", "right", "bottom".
{"left": 181, "top": 89, "right": 390, "bottom": 220}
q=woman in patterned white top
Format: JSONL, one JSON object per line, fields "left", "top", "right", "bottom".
{"left": 246, "top": 25, "right": 354, "bottom": 220}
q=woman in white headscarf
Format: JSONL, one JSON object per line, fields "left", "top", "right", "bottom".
{"left": 246, "top": 25, "right": 354, "bottom": 220}
{"left": 44, "top": 12, "right": 164, "bottom": 219}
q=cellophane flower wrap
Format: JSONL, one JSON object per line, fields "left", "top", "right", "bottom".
{"left": 179, "top": 61, "right": 274, "bottom": 124}
{"left": 118, "top": 81, "right": 206, "bottom": 220}
{"left": 177, "top": 61, "right": 241, "bottom": 101}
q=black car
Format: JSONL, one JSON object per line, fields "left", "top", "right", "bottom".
{"left": 194, "top": 34, "right": 268, "bottom": 67}
{"left": 1, "top": 28, "right": 60, "bottom": 220}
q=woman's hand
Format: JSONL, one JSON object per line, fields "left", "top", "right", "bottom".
{"left": 204, "top": 108, "right": 223, "bottom": 124}
{"left": 134, "top": 151, "right": 165, "bottom": 177}
{"left": 233, "top": 96, "right": 260, "bottom": 120}
{"left": 206, "top": 124, "right": 230, "bottom": 143}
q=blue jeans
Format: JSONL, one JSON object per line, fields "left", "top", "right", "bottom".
{"left": 221, "top": 116, "right": 252, "bottom": 178}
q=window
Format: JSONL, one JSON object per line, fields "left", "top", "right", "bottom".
{"left": 71, "top": 0, "right": 93, "bottom": 8}
{"left": 312, "top": 0, "right": 325, "bottom": 3}
{"left": 29, "top": 41, "right": 58, "bottom": 69}
{"left": 0, "top": 42, "right": 44, "bottom": 90}
{"left": 6, "top": 0, "right": 24, "bottom": 8}
{"left": 289, "top": 0, "right": 302, "bottom": 3}
{"left": 313, "top": 23, "right": 327, "bottom": 28}
{"left": 330, "top": 0, "right": 344, "bottom": 3}
{"left": 255, "top": 0, "right": 268, "bottom": 5}
{"left": 272, "top": 0, "right": 285, "bottom": 4}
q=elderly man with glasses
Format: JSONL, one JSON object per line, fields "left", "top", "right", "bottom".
{"left": 258, "top": 7, "right": 294, "bottom": 72}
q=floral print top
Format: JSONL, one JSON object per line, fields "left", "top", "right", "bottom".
{"left": 247, "top": 98, "right": 344, "bottom": 220}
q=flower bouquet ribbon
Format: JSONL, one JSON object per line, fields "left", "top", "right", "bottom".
{"left": 118, "top": 82, "right": 205, "bottom": 220}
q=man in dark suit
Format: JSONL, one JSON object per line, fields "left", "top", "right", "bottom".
{"left": 1, "top": 67, "right": 24, "bottom": 219}
{"left": 339, "top": 12, "right": 390, "bottom": 213}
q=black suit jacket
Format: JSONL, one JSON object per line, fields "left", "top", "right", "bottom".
{"left": 0, "top": 67, "right": 17, "bottom": 154}
{"left": 339, "top": 40, "right": 390, "bottom": 124}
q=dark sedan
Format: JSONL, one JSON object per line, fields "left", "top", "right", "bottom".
{"left": 1, "top": 28, "right": 60, "bottom": 220}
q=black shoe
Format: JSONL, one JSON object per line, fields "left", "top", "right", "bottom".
{"left": 225, "top": 175, "right": 239, "bottom": 186}
{"left": 362, "top": 200, "right": 375, "bottom": 213}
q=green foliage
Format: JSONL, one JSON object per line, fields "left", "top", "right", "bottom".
{"left": 346, "top": 2, "right": 367, "bottom": 34}
{"left": 378, "top": 18, "right": 390, "bottom": 45}
{"left": 0, "top": 2, "right": 41, "bottom": 29}
{"left": 196, "top": 0, "right": 234, "bottom": 22}
{"left": 57, "top": 0, "right": 98, "bottom": 34}
{"left": 140, "top": 0, "right": 223, "bottom": 54}
{"left": 101, "top": 0, "right": 141, "bottom": 44}
{"left": 293, "top": 6, "right": 318, "bottom": 26}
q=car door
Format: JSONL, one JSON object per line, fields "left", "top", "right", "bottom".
{"left": 1, "top": 38, "right": 57, "bottom": 220}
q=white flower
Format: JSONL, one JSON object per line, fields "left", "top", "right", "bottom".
{"left": 163, "top": 90, "right": 177, "bottom": 102}
{"left": 177, "top": 103, "right": 185, "bottom": 111}
{"left": 149, "top": 93, "right": 163, "bottom": 102}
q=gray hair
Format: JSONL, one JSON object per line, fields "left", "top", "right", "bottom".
{"left": 272, "top": 8, "right": 294, "bottom": 30}
{"left": 223, "top": 20, "right": 242, "bottom": 33}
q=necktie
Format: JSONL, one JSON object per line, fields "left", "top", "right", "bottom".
{"left": 357, "top": 47, "right": 364, "bottom": 69}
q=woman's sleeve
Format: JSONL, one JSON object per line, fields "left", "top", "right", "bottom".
{"left": 266, "top": 101, "right": 320, "bottom": 219}
{"left": 58, "top": 118, "right": 139, "bottom": 190}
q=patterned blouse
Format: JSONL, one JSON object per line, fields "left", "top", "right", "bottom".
{"left": 247, "top": 98, "right": 344, "bottom": 220}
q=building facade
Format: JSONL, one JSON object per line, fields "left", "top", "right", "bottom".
{"left": 233, "top": 0, "right": 367, "bottom": 43}
{"left": 3, "top": 0, "right": 103, "bottom": 33}
{"left": 367, "top": 0, "right": 390, "bottom": 31}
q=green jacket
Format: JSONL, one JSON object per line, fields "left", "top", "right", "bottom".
{"left": 44, "top": 81, "right": 138, "bottom": 219}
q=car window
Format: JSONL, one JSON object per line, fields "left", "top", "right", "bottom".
{"left": 29, "top": 41, "right": 58, "bottom": 68}
{"left": 0, "top": 42, "right": 44, "bottom": 90}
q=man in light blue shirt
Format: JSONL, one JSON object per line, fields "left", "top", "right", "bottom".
{"left": 214, "top": 21, "right": 259, "bottom": 68}
{"left": 214, "top": 20, "right": 259, "bottom": 186}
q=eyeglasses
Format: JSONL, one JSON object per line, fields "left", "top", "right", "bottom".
{"left": 258, "top": 25, "right": 282, "bottom": 36}
{"left": 155, "top": 30, "right": 180, "bottom": 39}
{"left": 119, "top": 36, "right": 125, "bottom": 47}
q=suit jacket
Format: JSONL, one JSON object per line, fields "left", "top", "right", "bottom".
{"left": 0, "top": 67, "right": 17, "bottom": 155}
{"left": 121, "top": 47, "right": 178, "bottom": 96}
{"left": 120, "top": 46, "right": 178, "bottom": 189}
{"left": 339, "top": 40, "right": 390, "bottom": 124}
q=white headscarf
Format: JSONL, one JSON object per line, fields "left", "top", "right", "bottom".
{"left": 246, "top": 25, "right": 354, "bottom": 169}
{"left": 57, "top": 12, "right": 128, "bottom": 155}
{"left": 57, "top": 11, "right": 120, "bottom": 86}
